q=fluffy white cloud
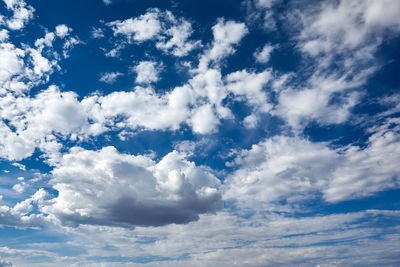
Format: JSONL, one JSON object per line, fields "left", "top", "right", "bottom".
{"left": 0, "top": 27, "right": 78, "bottom": 95}
{"left": 225, "top": 118, "right": 400, "bottom": 209}
{"left": 0, "top": 25, "right": 84, "bottom": 162}
{"left": 2, "top": 0, "right": 34, "bottom": 30}
{"left": 12, "top": 181, "right": 27, "bottom": 193}
{"left": 133, "top": 61, "right": 161, "bottom": 84}
{"left": 34, "top": 32, "right": 55, "bottom": 48}
{"left": 28, "top": 48, "right": 57, "bottom": 76}
{"left": 107, "top": 9, "right": 200, "bottom": 57}
{"left": 324, "top": 118, "right": 400, "bottom": 202}
{"left": 41, "top": 146, "right": 222, "bottom": 227}
{"left": 85, "top": 65, "right": 277, "bottom": 135}
{"left": 155, "top": 11, "right": 201, "bottom": 57}
{"left": 243, "top": 113, "right": 259, "bottom": 128}
{"left": 83, "top": 85, "right": 191, "bottom": 132}
{"left": 55, "top": 24, "right": 70, "bottom": 38}
{"left": 0, "top": 43, "right": 24, "bottom": 89}
{"left": 0, "top": 188, "right": 47, "bottom": 228}
{"left": 0, "top": 86, "right": 93, "bottom": 161}
{"left": 0, "top": 1, "right": 399, "bottom": 266}
{"left": 224, "top": 135, "right": 338, "bottom": 210}
{"left": 268, "top": 0, "right": 400, "bottom": 131}
{"left": 274, "top": 70, "right": 369, "bottom": 129}
{"left": 190, "top": 104, "right": 220, "bottom": 134}
{"left": 225, "top": 69, "right": 272, "bottom": 113}
{"left": 189, "top": 68, "right": 233, "bottom": 123}
{"left": 108, "top": 9, "right": 162, "bottom": 42}
{"left": 299, "top": 0, "right": 400, "bottom": 56}
{"left": 198, "top": 19, "right": 248, "bottom": 71}
{"left": 0, "top": 29, "right": 9, "bottom": 41}
{"left": 0, "top": 63, "right": 276, "bottom": 162}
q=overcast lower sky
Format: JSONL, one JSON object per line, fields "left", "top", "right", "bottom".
{"left": 0, "top": 0, "right": 400, "bottom": 266}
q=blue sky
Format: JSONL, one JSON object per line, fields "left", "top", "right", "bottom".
{"left": 0, "top": 0, "right": 400, "bottom": 266}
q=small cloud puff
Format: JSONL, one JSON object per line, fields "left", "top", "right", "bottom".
{"left": 133, "top": 60, "right": 162, "bottom": 84}
{"left": 99, "top": 71, "right": 123, "bottom": 84}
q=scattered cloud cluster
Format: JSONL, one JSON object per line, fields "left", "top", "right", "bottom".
{"left": 299, "top": 0, "right": 400, "bottom": 57}
{"left": 107, "top": 9, "right": 201, "bottom": 57}
{"left": 225, "top": 118, "right": 400, "bottom": 210}
{"left": 1, "top": 0, "right": 34, "bottom": 30}
{"left": 0, "top": 188, "right": 47, "bottom": 228}
{"left": 0, "top": 0, "right": 400, "bottom": 265}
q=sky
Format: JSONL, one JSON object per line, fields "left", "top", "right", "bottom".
{"left": 0, "top": 0, "right": 400, "bottom": 266}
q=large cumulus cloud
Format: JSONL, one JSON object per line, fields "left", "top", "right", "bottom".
{"left": 42, "top": 146, "right": 222, "bottom": 227}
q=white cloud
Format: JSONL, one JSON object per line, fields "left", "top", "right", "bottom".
{"left": 225, "top": 118, "right": 400, "bottom": 209}
{"left": 28, "top": 48, "right": 56, "bottom": 76}
{"left": 0, "top": 86, "right": 93, "bottom": 161}
{"left": 99, "top": 71, "right": 123, "bottom": 84}
{"left": 190, "top": 69, "right": 224, "bottom": 103}
{"left": 11, "top": 162, "right": 25, "bottom": 171}
{"left": 107, "top": 10, "right": 200, "bottom": 57}
{"left": 83, "top": 86, "right": 191, "bottom": 132}
{"left": 91, "top": 27, "right": 104, "bottom": 38}
{"left": 12, "top": 181, "right": 26, "bottom": 193}
{"left": 191, "top": 104, "right": 220, "bottom": 134}
{"left": 108, "top": 9, "right": 162, "bottom": 42}
{"left": 41, "top": 146, "right": 222, "bottom": 227}
{"left": 0, "top": 28, "right": 79, "bottom": 95}
{"left": 0, "top": 29, "right": 9, "bottom": 41}
{"left": 1, "top": 60, "right": 269, "bottom": 162}
{"left": 0, "top": 1, "right": 399, "bottom": 266}
{"left": 198, "top": 19, "right": 248, "bottom": 71}
{"left": 0, "top": 43, "right": 24, "bottom": 88}
{"left": 61, "top": 36, "right": 81, "bottom": 58}
{"left": 245, "top": 0, "right": 279, "bottom": 31}
{"left": 255, "top": 0, "right": 276, "bottom": 9}
{"left": 261, "top": 0, "right": 400, "bottom": 132}
{"left": 34, "top": 32, "right": 55, "bottom": 48}
{"left": 84, "top": 66, "right": 276, "bottom": 136}
{"left": 102, "top": 0, "right": 113, "bottom": 5}
{"left": 2, "top": 0, "right": 34, "bottom": 30}
{"left": 254, "top": 43, "right": 274, "bottom": 63}
{"left": 80, "top": 86, "right": 192, "bottom": 136}
{"left": 133, "top": 61, "right": 162, "bottom": 84}
{"left": 274, "top": 70, "right": 370, "bottom": 129}
{"left": 155, "top": 11, "right": 201, "bottom": 57}
{"left": 324, "top": 118, "right": 400, "bottom": 202}
{"left": 32, "top": 208, "right": 400, "bottom": 266}
{"left": 299, "top": 0, "right": 400, "bottom": 57}
{"left": 224, "top": 135, "right": 338, "bottom": 210}
{"left": 103, "top": 43, "right": 124, "bottom": 58}
{"left": 225, "top": 69, "right": 272, "bottom": 113}
{"left": 0, "top": 258, "right": 11, "bottom": 267}
{"left": 55, "top": 24, "right": 70, "bottom": 38}
{"left": 0, "top": 27, "right": 83, "bottom": 160}
{"left": 0, "top": 188, "right": 47, "bottom": 228}
{"left": 243, "top": 113, "right": 259, "bottom": 128}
